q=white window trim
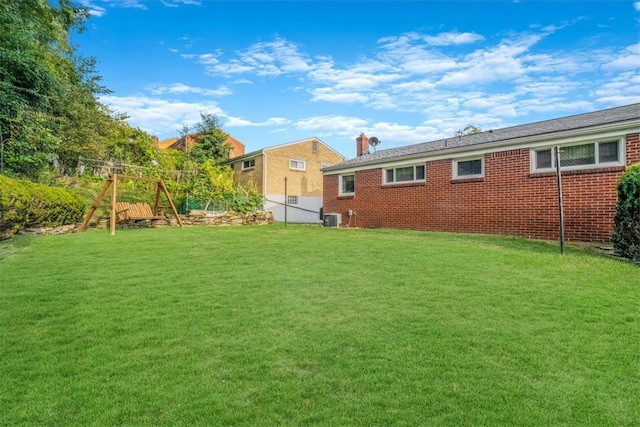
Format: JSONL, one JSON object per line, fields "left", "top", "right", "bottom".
{"left": 241, "top": 158, "right": 255, "bottom": 170}
{"left": 530, "top": 138, "right": 625, "bottom": 173}
{"left": 339, "top": 173, "right": 355, "bottom": 196}
{"left": 289, "top": 158, "right": 306, "bottom": 171}
{"left": 453, "top": 157, "right": 484, "bottom": 179}
{"left": 383, "top": 164, "right": 426, "bottom": 185}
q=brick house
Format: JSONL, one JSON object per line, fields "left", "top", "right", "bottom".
{"left": 226, "top": 137, "right": 346, "bottom": 223}
{"left": 322, "top": 103, "right": 640, "bottom": 242}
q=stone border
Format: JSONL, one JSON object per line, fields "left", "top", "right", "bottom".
{"left": 9, "top": 210, "right": 275, "bottom": 238}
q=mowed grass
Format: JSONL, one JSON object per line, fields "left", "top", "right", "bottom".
{"left": 0, "top": 224, "right": 638, "bottom": 426}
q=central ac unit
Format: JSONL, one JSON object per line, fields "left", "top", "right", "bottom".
{"left": 323, "top": 213, "right": 341, "bottom": 228}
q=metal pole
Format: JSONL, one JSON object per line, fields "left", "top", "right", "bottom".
{"left": 284, "top": 176, "right": 288, "bottom": 227}
{"left": 554, "top": 146, "right": 566, "bottom": 255}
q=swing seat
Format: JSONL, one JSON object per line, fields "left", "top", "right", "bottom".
{"left": 115, "top": 202, "right": 164, "bottom": 221}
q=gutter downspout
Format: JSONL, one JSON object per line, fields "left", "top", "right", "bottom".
{"left": 262, "top": 152, "right": 267, "bottom": 199}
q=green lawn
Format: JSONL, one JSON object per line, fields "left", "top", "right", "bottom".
{"left": 1, "top": 225, "right": 638, "bottom": 426}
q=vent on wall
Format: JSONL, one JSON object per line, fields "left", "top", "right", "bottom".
{"left": 323, "top": 213, "right": 341, "bottom": 228}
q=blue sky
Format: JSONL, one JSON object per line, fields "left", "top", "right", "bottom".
{"left": 74, "top": 0, "right": 640, "bottom": 157}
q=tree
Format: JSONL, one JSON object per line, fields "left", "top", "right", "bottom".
{"left": 3, "top": 110, "right": 61, "bottom": 180}
{"left": 189, "top": 113, "right": 231, "bottom": 164}
{"left": 0, "top": 0, "right": 116, "bottom": 179}
{"left": 456, "top": 125, "right": 482, "bottom": 136}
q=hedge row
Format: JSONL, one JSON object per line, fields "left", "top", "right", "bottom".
{"left": 0, "top": 175, "right": 86, "bottom": 240}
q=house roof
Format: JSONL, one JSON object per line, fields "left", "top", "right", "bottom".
{"left": 224, "top": 137, "right": 346, "bottom": 164}
{"left": 324, "top": 103, "right": 640, "bottom": 172}
{"left": 156, "top": 137, "right": 178, "bottom": 150}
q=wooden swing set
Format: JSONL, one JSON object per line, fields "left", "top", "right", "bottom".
{"left": 78, "top": 174, "right": 183, "bottom": 235}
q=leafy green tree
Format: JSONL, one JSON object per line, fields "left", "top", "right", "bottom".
{"left": 51, "top": 55, "right": 114, "bottom": 171}
{"left": 456, "top": 125, "right": 482, "bottom": 136}
{"left": 0, "top": 0, "right": 115, "bottom": 179}
{"left": 3, "top": 111, "right": 61, "bottom": 180}
{"left": 189, "top": 113, "right": 231, "bottom": 164}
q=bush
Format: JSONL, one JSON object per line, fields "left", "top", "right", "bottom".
{"left": 0, "top": 175, "right": 86, "bottom": 240}
{"left": 612, "top": 163, "right": 640, "bottom": 261}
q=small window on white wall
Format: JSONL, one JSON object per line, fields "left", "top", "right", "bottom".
{"left": 454, "top": 157, "right": 484, "bottom": 179}
{"left": 289, "top": 159, "right": 306, "bottom": 170}
{"left": 287, "top": 195, "right": 299, "bottom": 205}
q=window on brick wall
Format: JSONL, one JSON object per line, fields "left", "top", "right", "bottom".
{"left": 384, "top": 164, "right": 425, "bottom": 184}
{"left": 532, "top": 139, "right": 623, "bottom": 172}
{"left": 289, "top": 159, "right": 306, "bottom": 171}
{"left": 453, "top": 157, "right": 484, "bottom": 179}
{"left": 242, "top": 158, "right": 255, "bottom": 170}
{"left": 340, "top": 174, "right": 355, "bottom": 195}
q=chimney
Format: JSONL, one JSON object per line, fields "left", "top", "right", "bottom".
{"left": 356, "top": 132, "right": 369, "bottom": 157}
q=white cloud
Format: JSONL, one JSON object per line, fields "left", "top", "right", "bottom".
{"left": 422, "top": 31, "right": 485, "bottom": 46}
{"left": 309, "top": 89, "right": 369, "bottom": 104}
{"left": 593, "top": 71, "right": 640, "bottom": 100}
{"left": 439, "top": 34, "right": 542, "bottom": 86}
{"left": 224, "top": 117, "right": 290, "bottom": 127}
{"left": 377, "top": 33, "right": 462, "bottom": 74}
{"left": 308, "top": 59, "right": 401, "bottom": 90}
{"left": 515, "top": 77, "right": 584, "bottom": 97}
{"left": 147, "top": 83, "right": 232, "bottom": 97}
{"left": 100, "top": 95, "right": 224, "bottom": 137}
{"left": 161, "top": 0, "right": 201, "bottom": 7}
{"left": 79, "top": 0, "right": 201, "bottom": 15}
{"left": 635, "top": 2, "right": 640, "bottom": 12}
{"left": 200, "top": 37, "right": 311, "bottom": 77}
{"left": 366, "top": 122, "right": 449, "bottom": 147}
{"left": 110, "top": 0, "right": 147, "bottom": 10}
{"left": 78, "top": 1, "right": 106, "bottom": 16}
{"left": 604, "top": 43, "right": 640, "bottom": 70}
{"left": 296, "top": 116, "right": 368, "bottom": 133}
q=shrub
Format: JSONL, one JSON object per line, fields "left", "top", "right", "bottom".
{"left": 0, "top": 175, "right": 86, "bottom": 240}
{"left": 612, "top": 163, "right": 640, "bottom": 261}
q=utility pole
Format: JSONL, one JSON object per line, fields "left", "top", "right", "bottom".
{"left": 284, "top": 177, "right": 288, "bottom": 227}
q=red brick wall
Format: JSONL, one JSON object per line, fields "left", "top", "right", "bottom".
{"left": 323, "top": 133, "right": 640, "bottom": 242}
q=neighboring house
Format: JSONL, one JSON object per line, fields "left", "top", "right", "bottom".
{"left": 322, "top": 103, "right": 640, "bottom": 242}
{"left": 226, "top": 137, "right": 346, "bottom": 223}
{"left": 155, "top": 137, "right": 178, "bottom": 150}
{"left": 159, "top": 133, "right": 246, "bottom": 158}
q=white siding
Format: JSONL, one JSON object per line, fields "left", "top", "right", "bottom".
{"left": 264, "top": 194, "right": 323, "bottom": 223}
